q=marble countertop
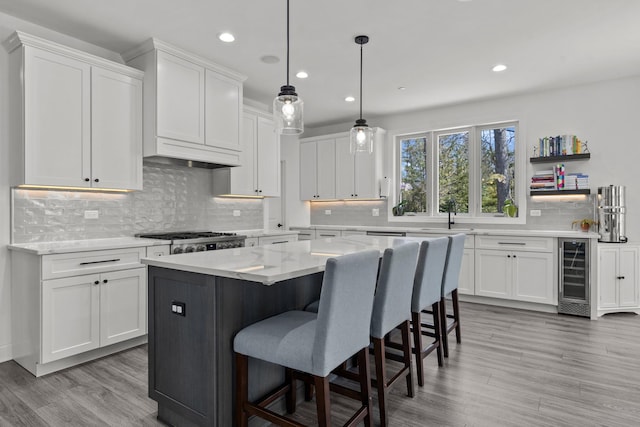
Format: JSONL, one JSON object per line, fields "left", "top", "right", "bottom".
{"left": 7, "top": 237, "right": 171, "bottom": 255}
{"left": 142, "top": 235, "right": 429, "bottom": 285}
{"left": 289, "top": 225, "right": 599, "bottom": 239}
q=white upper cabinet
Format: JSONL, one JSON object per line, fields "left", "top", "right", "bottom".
{"left": 212, "top": 107, "right": 280, "bottom": 197}
{"left": 300, "top": 138, "right": 336, "bottom": 200}
{"left": 6, "top": 32, "right": 143, "bottom": 190}
{"left": 156, "top": 51, "right": 205, "bottom": 145}
{"left": 123, "top": 39, "right": 246, "bottom": 166}
{"left": 301, "top": 128, "right": 385, "bottom": 201}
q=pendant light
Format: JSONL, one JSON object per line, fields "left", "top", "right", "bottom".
{"left": 350, "top": 35, "right": 374, "bottom": 154}
{"left": 273, "top": 0, "right": 303, "bottom": 135}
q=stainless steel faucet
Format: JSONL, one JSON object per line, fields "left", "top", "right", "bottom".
{"left": 447, "top": 198, "right": 457, "bottom": 229}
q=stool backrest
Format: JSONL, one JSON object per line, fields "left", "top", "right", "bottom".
{"left": 442, "top": 234, "right": 466, "bottom": 296}
{"left": 313, "top": 249, "right": 380, "bottom": 376}
{"left": 370, "top": 242, "right": 420, "bottom": 339}
{"left": 411, "top": 237, "right": 449, "bottom": 312}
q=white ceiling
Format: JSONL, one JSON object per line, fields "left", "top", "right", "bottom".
{"left": 1, "top": 0, "right": 639, "bottom": 128}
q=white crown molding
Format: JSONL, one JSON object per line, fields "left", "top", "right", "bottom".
{"left": 122, "top": 38, "right": 247, "bottom": 83}
{"left": 3, "top": 31, "right": 144, "bottom": 79}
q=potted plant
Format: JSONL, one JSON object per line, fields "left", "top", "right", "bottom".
{"left": 572, "top": 218, "right": 598, "bottom": 232}
{"left": 392, "top": 200, "right": 406, "bottom": 216}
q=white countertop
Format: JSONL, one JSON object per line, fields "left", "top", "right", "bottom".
{"left": 290, "top": 225, "right": 599, "bottom": 239}
{"left": 142, "top": 235, "right": 430, "bottom": 285}
{"left": 7, "top": 237, "right": 171, "bottom": 255}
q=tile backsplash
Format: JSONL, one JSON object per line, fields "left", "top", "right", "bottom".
{"left": 310, "top": 196, "right": 596, "bottom": 231}
{"left": 12, "top": 162, "right": 263, "bottom": 243}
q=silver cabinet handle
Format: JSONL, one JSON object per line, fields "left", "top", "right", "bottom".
{"left": 497, "top": 242, "right": 526, "bottom": 246}
{"left": 79, "top": 258, "right": 120, "bottom": 265}
{"left": 366, "top": 231, "right": 407, "bottom": 237}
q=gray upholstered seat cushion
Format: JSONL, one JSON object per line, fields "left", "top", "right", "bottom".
{"left": 234, "top": 249, "right": 380, "bottom": 377}
{"left": 370, "top": 242, "right": 419, "bottom": 339}
{"left": 234, "top": 310, "right": 318, "bottom": 374}
{"left": 411, "top": 237, "right": 449, "bottom": 313}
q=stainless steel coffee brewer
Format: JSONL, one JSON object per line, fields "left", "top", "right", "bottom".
{"left": 597, "top": 185, "right": 627, "bottom": 243}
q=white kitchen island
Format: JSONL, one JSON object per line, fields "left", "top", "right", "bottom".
{"left": 141, "top": 235, "right": 433, "bottom": 427}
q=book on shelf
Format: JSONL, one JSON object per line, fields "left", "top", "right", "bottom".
{"left": 537, "top": 135, "right": 585, "bottom": 157}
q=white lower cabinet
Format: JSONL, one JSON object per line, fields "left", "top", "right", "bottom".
{"left": 11, "top": 246, "right": 149, "bottom": 376}
{"left": 598, "top": 245, "right": 640, "bottom": 315}
{"left": 42, "top": 268, "right": 146, "bottom": 363}
{"left": 475, "top": 238, "right": 556, "bottom": 305}
{"left": 258, "top": 235, "right": 298, "bottom": 245}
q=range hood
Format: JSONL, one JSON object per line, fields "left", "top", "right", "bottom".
{"left": 144, "top": 156, "right": 238, "bottom": 170}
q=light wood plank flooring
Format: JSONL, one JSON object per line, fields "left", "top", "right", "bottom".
{"left": 1, "top": 302, "right": 639, "bottom": 426}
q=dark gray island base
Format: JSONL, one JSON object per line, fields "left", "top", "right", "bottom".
{"left": 147, "top": 266, "right": 323, "bottom": 426}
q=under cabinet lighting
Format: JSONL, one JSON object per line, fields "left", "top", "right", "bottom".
{"left": 531, "top": 194, "right": 588, "bottom": 202}
{"left": 17, "top": 185, "right": 132, "bottom": 193}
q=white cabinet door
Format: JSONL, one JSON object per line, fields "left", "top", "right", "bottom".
{"left": 457, "top": 248, "right": 475, "bottom": 295}
{"left": 335, "top": 137, "right": 355, "bottom": 199}
{"left": 24, "top": 47, "right": 91, "bottom": 187}
{"left": 99, "top": 268, "right": 147, "bottom": 346}
{"left": 300, "top": 141, "right": 318, "bottom": 200}
{"left": 598, "top": 247, "right": 619, "bottom": 308}
{"left": 354, "top": 140, "right": 377, "bottom": 198}
{"left": 513, "top": 251, "right": 555, "bottom": 304}
{"left": 147, "top": 245, "right": 171, "bottom": 257}
{"left": 230, "top": 113, "right": 257, "bottom": 195}
{"left": 205, "top": 69, "right": 242, "bottom": 151}
{"left": 256, "top": 116, "right": 280, "bottom": 197}
{"left": 42, "top": 274, "right": 100, "bottom": 363}
{"left": 475, "top": 250, "right": 511, "bottom": 299}
{"left": 316, "top": 139, "right": 336, "bottom": 199}
{"left": 156, "top": 51, "right": 205, "bottom": 145}
{"left": 91, "top": 67, "right": 143, "bottom": 190}
{"left": 618, "top": 247, "right": 639, "bottom": 307}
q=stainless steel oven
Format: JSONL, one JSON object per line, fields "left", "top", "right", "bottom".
{"left": 137, "top": 231, "right": 246, "bottom": 254}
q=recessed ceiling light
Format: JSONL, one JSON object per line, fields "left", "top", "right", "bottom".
{"left": 345, "top": 96, "right": 355, "bottom": 102}
{"left": 492, "top": 64, "right": 507, "bottom": 72}
{"left": 260, "top": 55, "right": 280, "bottom": 64}
{"left": 296, "top": 71, "right": 308, "bottom": 79}
{"left": 218, "top": 32, "right": 235, "bottom": 43}
{"left": 398, "top": 86, "right": 407, "bottom": 91}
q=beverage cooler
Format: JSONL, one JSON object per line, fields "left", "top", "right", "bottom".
{"left": 558, "top": 238, "right": 590, "bottom": 317}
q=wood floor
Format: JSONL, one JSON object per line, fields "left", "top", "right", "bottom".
{"left": 1, "top": 302, "right": 639, "bottom": 426}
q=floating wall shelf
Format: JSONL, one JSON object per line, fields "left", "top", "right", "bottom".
{"left": 530, "top": 153, "right": 590, "bottom": 163}
{"left": 530, "top": 189, "right": 590, "bottom": 196}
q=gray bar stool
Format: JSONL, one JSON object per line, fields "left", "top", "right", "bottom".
{"left": 412, "top": 237, "right": 449, "bottom": 386}
{"left": 234, "top": 249, "right": 380, "bottom": 427}
{"left": 440, "top": 234, "right": 465, "bottom": 357}
{"left": 368, "top": 241, "right": 420, "bottom": 426}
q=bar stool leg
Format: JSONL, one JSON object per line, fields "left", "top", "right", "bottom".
{"left": 357, "top": 347, "right": 374, "bottom": 427}
{"left": 235, "top": 353, "right": 249, "bottom": 427}
{"left": 411, "top": 311, "right": 425, "bottom": 387}
{"left": 440, "top": 297, "right": 450, "bottom": 358}
{"left": 314, "top": 375, "right": 331, "bottom": 427}
{"left": 285, "top": 367, "right": 296, "bottom": 414}
{"left": 400, "top": 319, "right": 415, "bottom": 398}
{"left": 373, "top": 337, "right": 388, "bottom": 426}
{"left": 432, "top": 301, "right": 443, "bottom": 366}
{"left": 452, "top": 289, "right": 462, "bottom": 343}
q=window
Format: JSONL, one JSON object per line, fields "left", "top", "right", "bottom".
{"left": 395, "top": 121, "right": 520, "bottom": 221}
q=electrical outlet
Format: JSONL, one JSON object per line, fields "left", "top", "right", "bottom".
{"left": 233, "top": 210, "right": 241, "bottom": 217}
{"left": 530, "top": 209, "right": 542, "bottom": 217}
{"left": 324, "top": 210, "right": 331, "bottom": 215}
{"left": 372, "top": 208, "right": 380, "bottom": 217}
{"left": 84, "top": 210, "right": 99, "bottom": 219}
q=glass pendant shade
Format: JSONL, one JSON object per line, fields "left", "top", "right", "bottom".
{"left": 274, "top": 85, "right": 304, "bottom": 135}
{"left": 350, "top": 120, "right": 374, "bottom": 154}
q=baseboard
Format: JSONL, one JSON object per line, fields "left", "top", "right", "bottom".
{"left": 0, "top": 343, "right": 12, "bottom": 363}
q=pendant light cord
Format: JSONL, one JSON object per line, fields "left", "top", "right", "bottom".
{"left": 286, "top": 0, "right": 290, "bottom": 87}
{"left": 359, "top": 41, "right": 363, "bottom": 121}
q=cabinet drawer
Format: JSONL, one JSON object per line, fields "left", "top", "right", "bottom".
{"left": 42, "top": 247, "right": 145, "bottom": 280}
{"left": 316, "top": 230, "right": 341, "bottom": 238}
{"left": 258, "top": 235, "right": 298, "bottom": 245}
{"left": 296, "top": 230, "right": 315, "bottom": 240}
{"left": 475, "top": 235, "right": 553, "bottom": 252}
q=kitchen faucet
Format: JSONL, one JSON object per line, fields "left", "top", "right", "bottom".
{"left": 447, "top": 198, "right": 457, "bottom": 229}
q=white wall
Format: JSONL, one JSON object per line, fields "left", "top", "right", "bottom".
{"left": 304, "top": 76, "right": 640, "bottom": 239}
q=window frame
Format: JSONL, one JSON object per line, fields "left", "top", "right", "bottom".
{"left": 391, "top": 121, "right": 525, "bottom": 225}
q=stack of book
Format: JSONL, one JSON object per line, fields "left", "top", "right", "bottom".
{"left": 566, "top": 173, "right": 589, "bottom": 190}
{"left": 530, "top": 169, "right": 556, "bottom": 191}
